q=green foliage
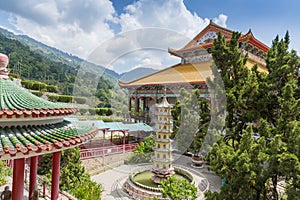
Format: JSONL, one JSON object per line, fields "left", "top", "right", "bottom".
{"left": 79, "top": 107, "right": 89, "bottom": 115}
{"left": 46, "top": 85, "right": 58, "bottom": 93}
{"left": 161, "top": 176, "right": 197, "bottom": 200}
{"left": 126, "top": 134, "right": 155, "bottom": 163}
{"left": 47, "top": 94, "right": 73, "bottom": 103}
{"left": 171, "top": 89, "right": 209, "bottom": 154}
{"left": 0, "top": 32, "right": 123, "bottom": 112}
{"left": 0, "top": 161, "right": 12, "bottom": 186}
{"left": 205, "top": 31, "right": 300, "bottom": 199}
{"left": 38, "top": 147, "right": 103, "bottom": 199}
{"left": 21, "top": 79, "right": 58, "bottom": 93}
{"left": 71, "top": 178, "right": 103, "bottom": 200}
{"left": 8, "top": 73, "right": 20, "bottom": 79}
{"left": 74, "top": 96, "right": 87, "bottom": 104}
{"left": 31, "top": 91, "right": 43, "bottom": 97}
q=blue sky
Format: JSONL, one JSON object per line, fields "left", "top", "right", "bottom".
{"left": 0, "top": 0, "right": 299, "bottom": 73}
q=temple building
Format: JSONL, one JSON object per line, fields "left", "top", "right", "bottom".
{"left": 0, "top": 53, "right": 97, "bottom": 200}
{"left": 119, "top": 21, "right": 269, "bottom": 123}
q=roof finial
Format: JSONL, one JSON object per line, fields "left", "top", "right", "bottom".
{"left": 0, "top": 53, "right": 9, "bottom": 79}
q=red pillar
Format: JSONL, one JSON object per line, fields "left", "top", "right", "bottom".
{"left": 51, "top": 151, "right": 61, "bottom": 200}
{"left": 12, "top": 158, "right": 25, "bottom": 200}
{"left": 102, "top": 130, "right": 105, "bottom": 156}
{"left": 123, "top": 132, "right": 126, "bottom": 153}
{"left": 29, "top": 156, "right": 38, "bottom": 200}
{"left": 135, "top": 98, "right": 140, "bottom": 113}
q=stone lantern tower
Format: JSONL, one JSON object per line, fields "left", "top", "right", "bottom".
{"left": 151, "top": 89, "right": 174, "bottom": 183}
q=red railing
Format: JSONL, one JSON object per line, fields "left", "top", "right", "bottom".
{"left": 80, "top": 143, "right": 137, "bottom": 160}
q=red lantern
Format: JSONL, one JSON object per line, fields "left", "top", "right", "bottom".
{"left": 140, "top": 97, "right": 144, "bottom": 101}
{"left": 147, "top": 97, "right": 153, "bottom": 101}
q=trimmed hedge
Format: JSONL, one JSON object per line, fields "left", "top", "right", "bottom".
{"left": 74, "top": 96, "right": 87, "bottom": 104}
{"left": 21, "top": 80, "right": 58, "bottom": 93}
{"left": 31, "top": 91, "right": 43, "bottom": 97}
{"left": 47, "top": 94, "right": 73, "bottom": 103}
{"left": 86, "top": 108, "right": 113, "bottom": 116}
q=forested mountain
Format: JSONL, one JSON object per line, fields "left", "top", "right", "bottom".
{"left": 0, "top": 28, "right": 127, "bottom": 111}
{"left": 119, "top": 67, "right": 158, "bottom": 82}
{"left": 0, "top": 27, "right": 119, "bottom": 81}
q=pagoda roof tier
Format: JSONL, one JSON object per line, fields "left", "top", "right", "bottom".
{"left": 0, "top": 120, "right": 97, "bottom": 160}
{"left": 0, "top": 79, "right": 76, "bottom": 119}
{"left": 119, "top": 61, "right": 212, "bottom": 88}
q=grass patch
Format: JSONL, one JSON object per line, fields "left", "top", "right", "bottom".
{"left": 132, "top": 171, "right": 190, "bottom": 188}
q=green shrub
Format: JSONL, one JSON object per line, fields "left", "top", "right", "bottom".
{"left": 74, "top": 96, "right": 87, "bottom": 104}
{"left": 9, "top": 73, "right": 20, "bottom": 79}
{"left": 88, "top": 108, "right": 96, "bottom": 115}
{"left": 102, "top": 118, "right": 113, "bottom": 122}
{"left": 47, "top": 94, "right": 59, "bottom": 102}
{"left": 31, "top": 91, "right": 43, "bottom": 97}
{"left": 46, "top": 85, "right": 58, "bottom": 93}
{"left": 0, "top": 161, "right": 12, "bottom": 186}
{"left": 79, "top": 108, "right": 88, "bottom": 115}
{"left": 57, "top": 95, "right": 73, "bottom": 103}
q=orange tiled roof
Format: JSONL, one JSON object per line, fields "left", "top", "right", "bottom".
{"left": 119, "top": 59, "right": 267, "bottom": 88}
{"left": 119, "top": 61, "right": 213, "bottom": 87}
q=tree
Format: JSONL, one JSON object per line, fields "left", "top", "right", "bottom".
{"left": 38, "top": 147, "right": 103, "bottom": 199}
{"left": 126, "top": 134, "right": 155, "bottom": 163}
{"left": 161, "top": 176, "right": 198, "bottom": 200}
{"left": 171, "top": 88, "right": 210, "bottom": 154}
{"left": 205, "top": 31, "right": 300, "bottom": 199}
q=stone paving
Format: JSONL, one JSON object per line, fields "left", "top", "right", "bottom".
{"left": 91, "top": 153, "right": 221, "bottom": 199}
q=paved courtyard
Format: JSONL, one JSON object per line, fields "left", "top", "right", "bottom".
{"left": 92, "top": 154, "right": 221, "bottom": 199}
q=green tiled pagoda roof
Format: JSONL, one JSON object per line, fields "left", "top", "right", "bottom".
{"left": 0, "top": 79, "right": 76, "bottom": 118}
{"left": 0, "top": 121, "right": 97, "bottom": 160}
{"left": 90, "top": 120, "right": 153, "bottom": 132}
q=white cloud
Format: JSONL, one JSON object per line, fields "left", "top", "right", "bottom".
{"left": 93, "top": 0, "right": 228, "bottom": 73}
{"left": 2, "top": 0, "right": 116, "bottom": 58}
{"left": 118, "top": 0, "right": 227, "bottom": 38}
{"left": 0, "top": 0, "right": 228, "bottom": 74}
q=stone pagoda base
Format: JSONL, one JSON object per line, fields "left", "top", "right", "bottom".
{"left": 151, "top": 168, "right": 175, "bottom": 183}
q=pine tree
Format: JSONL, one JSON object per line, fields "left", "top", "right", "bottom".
{"left": 205, "top": 31, "right": 300, "bottom": 200}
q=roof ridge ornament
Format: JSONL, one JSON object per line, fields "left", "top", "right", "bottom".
{"left": 0, "top": 53, "right": 9, "bottom": 79}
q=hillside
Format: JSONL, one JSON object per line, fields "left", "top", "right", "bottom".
{"left": 0, "top": 27, "right": 119, "bottom": 81}
{"left": 0, "top": 29, "right": 127, "bottom": 113}
{"left": 119, "top": 67, "right": 158, "bottom": 82}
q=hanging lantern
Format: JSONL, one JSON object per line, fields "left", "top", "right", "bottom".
{"left": 147, "top": 97, "right": 153, "bottom": 101}
{"left": 140, "top": 97, "right": 144, "bottom": 101}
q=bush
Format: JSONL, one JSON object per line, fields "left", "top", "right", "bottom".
{"left": 46, "top": 85, "right": 58, "bottom": 93}
{"left": 95, "top": 108, "right": 113, "bottom": 116}
{"left": 0, "top": 161, "right": 12, "bottom": 186}
{"left": 57, "top": 95, "right": 73, "bottom": 103}
{"left": 74, "top": 96, "right": 87, "bottom": 104}
{"left": 88, "top": 108, "right": 96, "bottom": 115}
{"left": 79, "top": 108, "right": 89, "bottom": 115}
{"left": 47, "top": 94, "right": 73, "bottom": 103}
{"left": 31, "top": 91, "right": 43, "bottom": 97}
{"left": 47, "top": 94, "right": 59, "bottom": 102}
{"left": 9, "top": 73, "right": 20, "bottom": 79}
{"left": 21, "top": 80, "right": 57, "bottom": 92}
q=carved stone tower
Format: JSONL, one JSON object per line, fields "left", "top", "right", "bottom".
{"left": 151, "top": 89, "right": 174, "bottom": 183}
